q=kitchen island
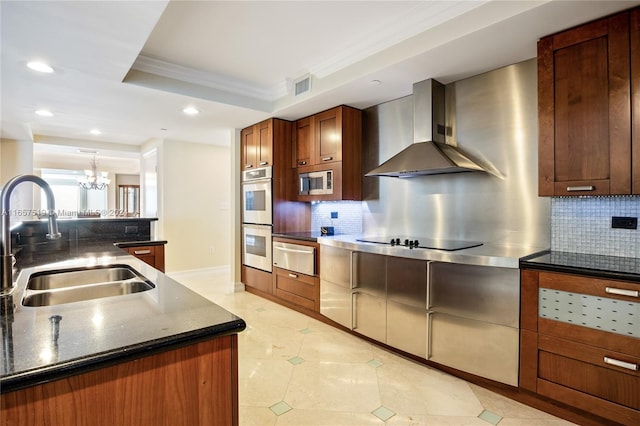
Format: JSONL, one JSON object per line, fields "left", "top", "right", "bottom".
{"left": 1, "top": 248, "right": 246, "bottom": 425}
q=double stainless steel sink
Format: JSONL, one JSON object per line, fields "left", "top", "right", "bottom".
{"left": 21, "top": 265, "right": 155, "bottom": 307}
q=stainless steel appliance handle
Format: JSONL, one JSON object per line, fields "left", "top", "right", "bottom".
{"left": 566, "top": 185, "right": 595, "bottom": 192}
{"left": 352, "top": 292, "right": 357, "bottom": 330}
{"left": 133, "top": 249, "right": 152, "bottom": 255}
{"left": 604, "top": 356, "right": 638, "bottom": 371}
{"left": 605, "top": 287, "right": 639, "bottom": 298}
{"left": 426, "top": 311, "right": 432, "bottom": 359}
{"left": 274, "top": 246, "right": 314, "bottom": 255}
{"left": 426, "top": 261, "right": 432, "bottom": 309}
{"left": 349, "top": 251, "right": 354, "bottom": 290}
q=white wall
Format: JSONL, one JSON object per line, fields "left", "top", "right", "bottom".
{"left": 0, "top": 140, "right": 36, "bottom": 225}
{"left": 159, "top": 139, "right": 232, "bottom": 273}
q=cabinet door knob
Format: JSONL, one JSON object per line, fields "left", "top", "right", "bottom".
{"left": 604, "top": 356, "right": 638, "bottom": 371}
{"left": 322, "top": 156, "right": 333, "bottom": 161}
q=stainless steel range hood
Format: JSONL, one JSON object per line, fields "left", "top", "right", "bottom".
{"left": 365, "top": 79, "right": 486, "bottom": 178}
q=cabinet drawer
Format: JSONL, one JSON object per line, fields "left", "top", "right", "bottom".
{"left": 538, "top": 335, "right": 640, "bottom": 410}
{"left": 274, "top": 268, "right": 318, "bottom": 311}
{"left": 127, "top": 245, "right": 157, "bottom": 256}
{"left": 539, "top": 271, "right": 640, "bottom": 301}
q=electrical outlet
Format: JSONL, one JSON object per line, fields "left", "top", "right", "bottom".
{"left": 330, "top": 211, "right": 338, "bottom": 219}
{"left": 611, "top": 216, "right": 638, "bottom": 230}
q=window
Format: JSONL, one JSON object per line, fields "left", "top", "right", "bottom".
{"left": 41, "top": 169, "right": 108, "bottom": 218}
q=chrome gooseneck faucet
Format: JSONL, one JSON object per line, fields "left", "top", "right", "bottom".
{"left": 1, "top": 175, "right": 61, "bottom": 293}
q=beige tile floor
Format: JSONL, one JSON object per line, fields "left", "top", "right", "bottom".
{"left": 176, "top": 270, "right": 577, "bottom": 426}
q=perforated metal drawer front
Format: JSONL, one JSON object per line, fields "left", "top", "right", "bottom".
{"left": 539, "top": 288, "right": 639, "bottom": 337}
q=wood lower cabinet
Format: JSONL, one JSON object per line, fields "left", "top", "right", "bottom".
{"left": 124, "top": 243, "right": 165, "bottom": 272}
{"left": 520, "top": 269, "right": 640, "bottom": 425}
{"left": 1, "top": 335, "right": 239, "bottom": 426}
{"left": 273, "top": 267, "right": 319, "bottom": 311}
{"left": 538, "top": 8, "right": 637, "bottom": 196}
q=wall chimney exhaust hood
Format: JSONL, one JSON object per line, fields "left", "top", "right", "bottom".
{"left": 365, "top": 79, "right": 486, "bottom": 178}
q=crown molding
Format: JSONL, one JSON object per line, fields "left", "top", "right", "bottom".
{"left": 309, "top": 1, "right": 484, "bottom": 79}
{"left": 131, "top": 55, "right": 279, "bottom": 102}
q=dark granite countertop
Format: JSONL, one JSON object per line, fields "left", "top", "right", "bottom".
{"left": 114, "top": 240, "right": 168, "bottom": 248}
{"left": 272, "top": 231, "right": 340, "bottom": 243}
{"left": 520, "top": 250, "right": 640, "bottom": 283}
{"left": 1, "top": 242, "right": 245, "bottom": 393}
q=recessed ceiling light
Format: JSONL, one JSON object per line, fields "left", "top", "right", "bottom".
{"left": 35, "top": 109, "right": 54, "bottom": 117}
{"left": 90, "top": 129, "right": 102, "bottom": 135}
{"left": 183, "top": 106, "right": 199, "bottom": 115}
{"left": 27, "top": 61, "right": 54, "bottom": 73}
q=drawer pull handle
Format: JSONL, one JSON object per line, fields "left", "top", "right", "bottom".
{"left": 566, "top": 185, "right": 595, "bottom": 192}
{"left": 322, "top": 156, "right": 333, "bottom": 161}
{"left": 604, "top": 356, "right": 638, "bottom": 371}
{"left": 134, "top": 249, "right": 152, "bottom": 255}
{"left": 245, "top": 164, "right": 253, "bottom": 169}
{"left": 605, "top": 287, "right": 639, "bottom": 298}
{"left": 298, "top": 161, "right": 307, "bottom": 166}
{"left": 288, "top": 273, "right": 298, "bottom": 279}
{"left": 260, "top": 161, "right": 268, "bottom": 165}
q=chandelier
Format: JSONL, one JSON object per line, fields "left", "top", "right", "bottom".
{"left": 78, "top": 156, "right": 111, "bottom": 190}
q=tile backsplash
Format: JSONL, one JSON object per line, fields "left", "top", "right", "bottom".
{"left": 311, "top": 201, "right": 363, "bottom": 235}
{"left": 551, "top": 196, "right": 640, "bottom": 258}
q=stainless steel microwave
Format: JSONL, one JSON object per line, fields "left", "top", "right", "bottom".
{"left": 299, "top": 170, "right": 333, "bottom": 196}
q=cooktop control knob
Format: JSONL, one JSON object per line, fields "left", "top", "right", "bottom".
{"left": 390, "top": 238, "right": 396, "bottom": 245}
{"left": 404, "top": 239, "right": 409, "bottom": 246}
{"left": 414, "top": 239, "right": 419, "bottom": 247}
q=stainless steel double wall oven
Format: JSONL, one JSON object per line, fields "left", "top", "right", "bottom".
{"left": 241, "top": 167, "right": 272, "bottom": 272}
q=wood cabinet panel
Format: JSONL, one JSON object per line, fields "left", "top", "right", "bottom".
{"left": 538, "top": 11, "right": 632, "bottom": 196}
{"left": 521, "top": 265, "right": 640, "bottom": 425}
{"left": 125, "top": 244, "right": 165, "bottom": 272}
{"left": 632, "top": 9, "right": 640, "bottom": 193}
{"left": 292, "top": 106, "right": 362, "bottom": 201}
{"left": 294, "top": 117, "right": 313, "bottom": 167}
{"left": 274, "top": 269, "right": 318, "bottom": 311}
{"left": 241, "top": 265, "right": 272, "bottom": 294}
{"left": 242, "top": 119, "right": 273, "bottom": 170}
{"left": 1, "top": 336, "right": 239, "bottom": 426}
{"left": 315, "top": 108, "right": 342, "bottom": 164}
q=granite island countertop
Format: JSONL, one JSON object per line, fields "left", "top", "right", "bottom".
{"left": 0, "top": 253, "right": 245, "bottom": 394}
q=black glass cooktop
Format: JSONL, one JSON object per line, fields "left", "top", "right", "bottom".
{"left": 357, "top": 236, "right": 483, "bottom": 251}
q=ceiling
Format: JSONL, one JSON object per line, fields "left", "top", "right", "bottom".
{"left": 2, "top": 0, "right": 639, "bottom": 169}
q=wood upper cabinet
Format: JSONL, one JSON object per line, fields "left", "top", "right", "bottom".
{"left": 241, "top": 119, "right": 273, "bottom": 170}
{"left": 294, "top": 117, "right": 313, "bottom": 167}
{"left": 292, "top": 105, "right": 362, "bottom": 201}
{"left": 632, "top": 8, "right": 640, "bottom": 193}
{"left": 538, "top": 10, "right": 635, "bottom": 196}
{"left": 293, "top": 106, "right": 352, "bottom": 168}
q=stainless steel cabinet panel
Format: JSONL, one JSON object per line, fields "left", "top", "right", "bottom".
{"left": 320, "top": 280, "right": 352, "bottom": 328}
{"left": 387, "top": 257, "right": 428, "bottom": 309}
{"left": 387, "top": 300, "right": 427, "bottom": 358}
{"left": 353, "top": 292, "right": 386, "bottom": 343}
{"left": 320, "top": 245, "right": 351, "bottom": 286}
{"left": 429, "top": 312, "right": 519, "bottom": 386}
{"left": 429, "top": 262, "right": 519, "bottom": 327}
{"left": 353, "top": 252, "right": 386, "bottom": 297}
